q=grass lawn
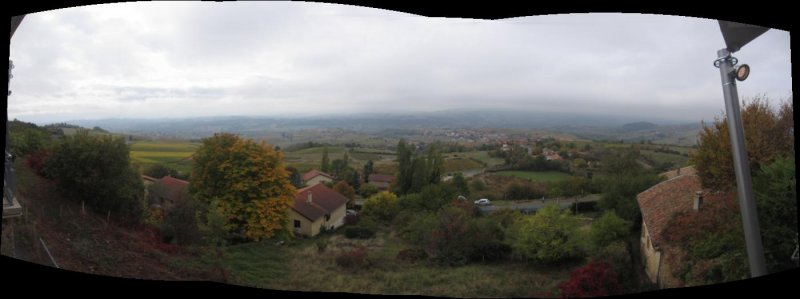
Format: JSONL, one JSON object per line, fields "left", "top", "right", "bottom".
{"left": 226, "top": 231, "right": 571, "bottom": 297}
{"left": 221, "top": 242, "right": 292, "bottom": 288}
{"left": 493, "top": 171, "right": 571, "bottom": 183}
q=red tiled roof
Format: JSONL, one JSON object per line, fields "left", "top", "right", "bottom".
{"left": 155, "top": 175, "right": 190, "bottom": 203}
{"left": 292, "top": 184, "right": 348, "bottom": 221}
{"left": 368, "top": 173, "right": 395, "bottom": 183}
{"left": 291, "top": 198, "right": 327, "bottom": 221}
{"left": 636, "top": 174, "right": 702, "bottom": 248}
{"left": 659, "top": 166, "right": 697, "bottom": 180}
{"left": 141, "top": 175, "right": 157, "bottom": 182}
{"left": 302, "top": 169, "right": 334, "bottom": 182}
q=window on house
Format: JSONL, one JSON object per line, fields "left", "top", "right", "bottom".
{"left": 293, "top": 220, "right": 301, "bottom": 228}
{"left": 325, "top": 214, "right": 330, "bottom": 221}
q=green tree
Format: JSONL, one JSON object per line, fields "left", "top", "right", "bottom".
{"left": 395, "top": 139, "right": 414, "bottom": 194}
{"left": 589, "top": 211, "right": 631, "bottom": 252}
{"left": 692, "top": 97, "right": 793, "bottom": 190}
{"left": 190, "top": 133, "right": 296, "bottom": 241}
{"left": 161, "top": 188, "right": 202, "bottom": 245}
{"left": 409, "top": 156, "right": 429, "bottom": 193}
{"left": 450, "top": 173, "right": 469, "bottom": 196}
{"left": 598, "top": 149, "right": 661, "bottom": 222}
{"left": 426, "top": 144, "right": 444, "bottom": 185}
{"left": 362, "top": 191, "right": 399, "bottom": 223}
{"left": 349, "top": 169, "right": 361, "bottom": 190}
{"left": 333, "top": 181, "right": 356, "bottom": 207}
{"left": 753, "top": 157, "right": 797, "bottom": 273}
{"left": 8, "top": 119, "right": 51, "bottom": 157}
{"left": 470, "top": 179, "right": 486, "bottom": 192}
{"left": 358, "top": 183, "right": 379, "bottom": 198}
{"left": 572, "top": 158, "right": 587, "bottom": 169}
{"left": 363, "top": 160, "right": 374, "bottom": 182}
{"left": 398, "top": 183, "right": 457, "bottom": 212}
{"left": 321, "top": 146, "right": 330, "bottom": 173}
{"left": 286, "top": 166, "right": 303, "bottom": 188}
{"left": 509, "top": 204, "right": 584, "bottom": 264}
{"left": 330, "top": 158, "right": 348, "bottom": 178}
{"left": 44, "top": 131, "right": 145, "bottom": 224}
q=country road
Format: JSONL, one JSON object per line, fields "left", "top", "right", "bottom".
{"left": 477, "top": 194, "right": 602, "bottom": 213}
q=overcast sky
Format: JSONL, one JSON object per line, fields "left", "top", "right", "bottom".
{"left": 9, "top": 2, "right": 792, "bottom": 124}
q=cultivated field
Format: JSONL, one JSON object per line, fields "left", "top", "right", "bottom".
{"left": 129, "top": 141, "right": 199, "bottom": 175}
{"left": 492, "top": 171, "right": 571, "bottom": 183}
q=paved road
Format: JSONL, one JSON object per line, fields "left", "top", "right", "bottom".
{"left": 477, "top": 194, "right": 602, "bottom": 214}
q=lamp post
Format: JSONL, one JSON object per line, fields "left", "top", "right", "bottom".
{"left": 715, "top": 20, "right": 769, "bottom": 277}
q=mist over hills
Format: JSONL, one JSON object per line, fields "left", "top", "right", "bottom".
{"left": 66, "top": 110, "right": 701, "bottom": 145}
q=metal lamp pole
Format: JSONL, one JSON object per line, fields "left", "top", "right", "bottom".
{"left": 714, "top": 21, "right": 769, "bottom": 277}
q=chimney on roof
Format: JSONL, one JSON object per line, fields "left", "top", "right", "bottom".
{"left": 677, "top": 167, "right": 681, "bottom": 175}
{"left": 307, "top": 192, "right": 312, "bottom": 203}
{"left": 693, "top": 191, "right": 703, "bottom": 211}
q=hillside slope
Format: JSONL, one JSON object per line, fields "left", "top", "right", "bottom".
{"left": 1, "top": 161, "right": 214, "bottom": 281}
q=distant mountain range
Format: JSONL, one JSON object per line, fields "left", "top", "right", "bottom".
{"left": 68, "top": 110, "right": 701, "bottom": 146}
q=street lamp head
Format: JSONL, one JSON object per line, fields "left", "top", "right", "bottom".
{"left": 718, "top": 21, "right": 769, "bottom": 53}
{"left": 735, "top": 64, "right": 750, "bottom": 81}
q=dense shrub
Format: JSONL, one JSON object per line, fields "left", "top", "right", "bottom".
{"left": 396, "top": 247, "right": 428, "bottom": 262}
{"left": 316, "top": 239, "right": 328, "bottom": 253}
{"left": 508, "top": 204, "right": 585, "bottom": 264}
{"left": 44, "top": 131, "right": 145, "bottom": 225}
{"left": 468, "top": 241, "right": 512, "bottom": 262}
{"left": 588, "top": 211, "right": 631, "bottom": 252}
{"left": 336, "top": 246, "right": 368, "bottom": 269}
{"left": 344, "top": 226, "right": 375, "bottom": 239}
{"left": 160, "top": 193, "right": 203, "bottom": 246}
{"left": 25, "top": 150, "right": 49, "bottom": 176}
{"left": 559, "top": 261, "right": 624, "bottom": 298}
{"left": 593, "top": 241, "right": 633, "bottom": 289}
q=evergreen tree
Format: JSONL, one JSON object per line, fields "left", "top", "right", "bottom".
{"left": 321, "top": 146, "right": 330, "bottom": 173}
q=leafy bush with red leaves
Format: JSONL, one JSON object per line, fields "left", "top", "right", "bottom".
{"left": 336, "top": 246, "right": 369, "bottom": 269}
{"left": 26, "top": 150, "right": 50, "bottom": 176}
{"left": 559, "top": 261, "right": 623, "bottom": 298}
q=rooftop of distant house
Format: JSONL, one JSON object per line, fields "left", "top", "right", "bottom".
{"left": 302, "top": 169, "right": 335, "bottom": 182}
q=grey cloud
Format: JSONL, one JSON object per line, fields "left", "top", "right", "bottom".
{"left": 7, "top": 4, "right": 792, "bottom": 124}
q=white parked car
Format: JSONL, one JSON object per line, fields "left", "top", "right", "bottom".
{"left": 474, "top": 198, "right": 491, "bottom": 206}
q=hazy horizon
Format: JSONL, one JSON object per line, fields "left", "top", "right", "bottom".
{"left": 8, "top": 3, "right": 793, "bottom": 124}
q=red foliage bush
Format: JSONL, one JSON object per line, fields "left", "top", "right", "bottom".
{"left": 26, "top": 150, "right": 50, "bottom": 176}
{"left": 558, "top": 261, "right": 623, "bottom": 298}
{"left": 336, "top": 246, "right": 368, "bottom": 269}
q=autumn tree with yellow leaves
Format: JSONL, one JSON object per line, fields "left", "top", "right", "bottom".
{"left": 190, "top": 133, "right": 296, "bottom": 241}
{"left": 692, "top": 97, "right": 793, "bottom": 191}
